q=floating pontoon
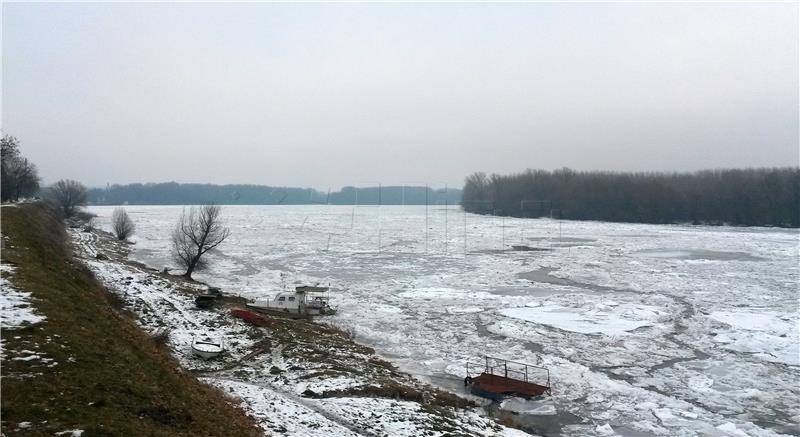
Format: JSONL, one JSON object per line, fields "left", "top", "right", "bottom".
{"left": 465, "top": 356, "right": 551, "bottom": 401}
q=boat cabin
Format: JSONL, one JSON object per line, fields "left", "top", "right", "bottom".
{"left": 247, "top": 286, "right": 336, "bottom": 318}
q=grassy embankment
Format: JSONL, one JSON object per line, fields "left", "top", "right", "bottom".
{"left": 0, "top": 203, "right": 261, "bottom": 436}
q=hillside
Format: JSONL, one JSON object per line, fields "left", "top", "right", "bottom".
{"left": 0, "top": 203, "right": 261, "bottom": 436}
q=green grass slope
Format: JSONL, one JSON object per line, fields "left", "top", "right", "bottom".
{"left": 1, "top": 203, "right": 261, "bottom": 436}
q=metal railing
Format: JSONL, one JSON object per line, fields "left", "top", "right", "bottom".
{"left": 466, "top": 356, "right": 550, "bottom": 389}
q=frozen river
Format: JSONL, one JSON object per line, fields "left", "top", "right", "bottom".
{"left": 88, "top": 205, "right": 800, "bottom": 436}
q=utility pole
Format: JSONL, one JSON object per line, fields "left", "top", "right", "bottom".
{"left": 425, "top": 184, "right": 429, "bottom": 253}
{"left": 463, "top": 206, "right": 467, "bottom": 255}
{"left": 501, "top": 214, "right": 506, "bottom": 252}
{"left": 444, "top": 184, "right": 448, "bottom": 254}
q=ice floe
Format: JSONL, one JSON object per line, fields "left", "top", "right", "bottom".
{"left": 499, "top": 300, "right": 664, "bottom": 336}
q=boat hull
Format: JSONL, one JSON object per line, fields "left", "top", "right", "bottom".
{"left": 469, "top": 373, "right": 550, "bottom": 401}
{"left": 191, "top": 347, "right": 222, "bottom": 360}
{"left": 231, "top": 308, "right": 274, "bottom": 326}
{"left": 191, "top": 339, "right": 224, "bottom": 360}
{"left": 246, "top": 304, "right": 311, "bottom": 319}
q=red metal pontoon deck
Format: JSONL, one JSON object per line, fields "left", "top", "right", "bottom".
{"left": 465, "top": 356, "right": 551, "bottom": 401}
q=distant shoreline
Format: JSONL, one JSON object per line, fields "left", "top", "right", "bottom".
{"left": 88, "top": 182, "right": 462, "bottom": 206}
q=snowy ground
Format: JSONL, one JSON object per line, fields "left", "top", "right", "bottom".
{"left": 87, "top": 205, "right": 800, "bottom": 436}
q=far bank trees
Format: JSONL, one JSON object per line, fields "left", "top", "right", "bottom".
{"left": 461, "top": 168, "right": 800, "bottom": 228}
{"left": 171, "top": 204, "right": 230, "bottom": 279}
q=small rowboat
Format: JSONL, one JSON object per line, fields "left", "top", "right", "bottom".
{"left": 231, "top": 308, "right": 274, "bottom": 327}
{"left": 191, "top": 337, "right": 224, "bottom": 360}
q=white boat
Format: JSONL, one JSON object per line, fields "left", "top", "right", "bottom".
{"left": 246, "top": 285, "right": 337, "bottom": 319}
{"left": 191, "top": 337, "right": 224, "bottom": 359}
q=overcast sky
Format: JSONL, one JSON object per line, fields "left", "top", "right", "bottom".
{"left": 2, "top": 2, "right": 798, "bottom": 189}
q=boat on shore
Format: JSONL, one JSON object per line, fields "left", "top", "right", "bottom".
{"left": 231, "top": 307, "right": 274, "bottom": 327}
{"left": 194, "top": 294, "right": 217, "bottom": 308}
{"left": 464, "top": 356, "right": 551, "bottom": 402}
{"left": 191, "top": 337, "right": 224, "bottom": 359}
{"left": 195, "top": 287, "right": 223, "bottom": 309}
{"left": 246, "top": 285, "right": 337, "bottom": 319}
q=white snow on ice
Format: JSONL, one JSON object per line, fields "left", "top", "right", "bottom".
{"left": 86, "top": 205, "right": 800, "bottom": 436}
{"left": 709, "top": 311, "right": 799, "bottom": 366}
{"left": 499, "top": 300, "right": 664, "bottom": 336}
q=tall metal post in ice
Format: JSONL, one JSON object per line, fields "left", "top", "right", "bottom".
{"left": 444, "top": 184, "right": 448, "bottom": 255}
{"left": 425, "top": 184, "right": 429, "bottom": 254}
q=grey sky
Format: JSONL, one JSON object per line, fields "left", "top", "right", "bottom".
{"left": 2, "top": 2, "right": 798, "bottom": 189}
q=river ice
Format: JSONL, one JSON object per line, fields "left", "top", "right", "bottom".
{"left": 87, "top": 205, "right": 800, "bottom": 436}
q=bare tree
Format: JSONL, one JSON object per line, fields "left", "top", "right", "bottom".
{"left": 46, "top": 179, "right": 88, "bottom": 217}
{"left": 7, "top": 158, "right": 40, "bottom": 200}
{"left": 83, "top": 217, "right": 96, "bottom": 232}
{"left": 111, "top": 207, "right": 135, "bottom": 241}
{"left": 1, "top": 135, "right": 40, "bottom": 202}
{"left": 171, "top": 204, "right": 230, "bottom": 279}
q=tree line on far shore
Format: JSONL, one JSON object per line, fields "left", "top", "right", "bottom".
{"left": 461, "top": 168, "right": 800, "bottom": 227}
{"left": 87, "top": 182, "right": 461, "bottom": 206}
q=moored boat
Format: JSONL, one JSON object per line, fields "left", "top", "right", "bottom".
{"left": 195, "top": 294, "right": 217, "bottom": 309}
{"left": 191, "top": 337, "right": 224, "bottom": 359}
{"left": 231, "top": 307, "right": 274, "bottom": 327}
{"left": 246, "top": 285, "right": 337, "bottom": 318}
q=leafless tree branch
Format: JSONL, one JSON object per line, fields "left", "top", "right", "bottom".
{"left": 170, "top": 203, "right": 230, "bottom": 279}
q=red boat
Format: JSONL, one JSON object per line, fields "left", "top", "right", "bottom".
{"left": 465, "top": 356, "right": 551, "bottom": 401}
{"left": 231, "top": 308, "right": 274, "bottom": 327}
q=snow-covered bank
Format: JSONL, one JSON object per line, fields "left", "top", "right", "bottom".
{"left": 70, "top": 227, "right": 528, "bottom": 436}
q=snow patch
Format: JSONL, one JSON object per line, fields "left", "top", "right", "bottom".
{"left": 0, "top": 264, "right": 46, "bottom": 328}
